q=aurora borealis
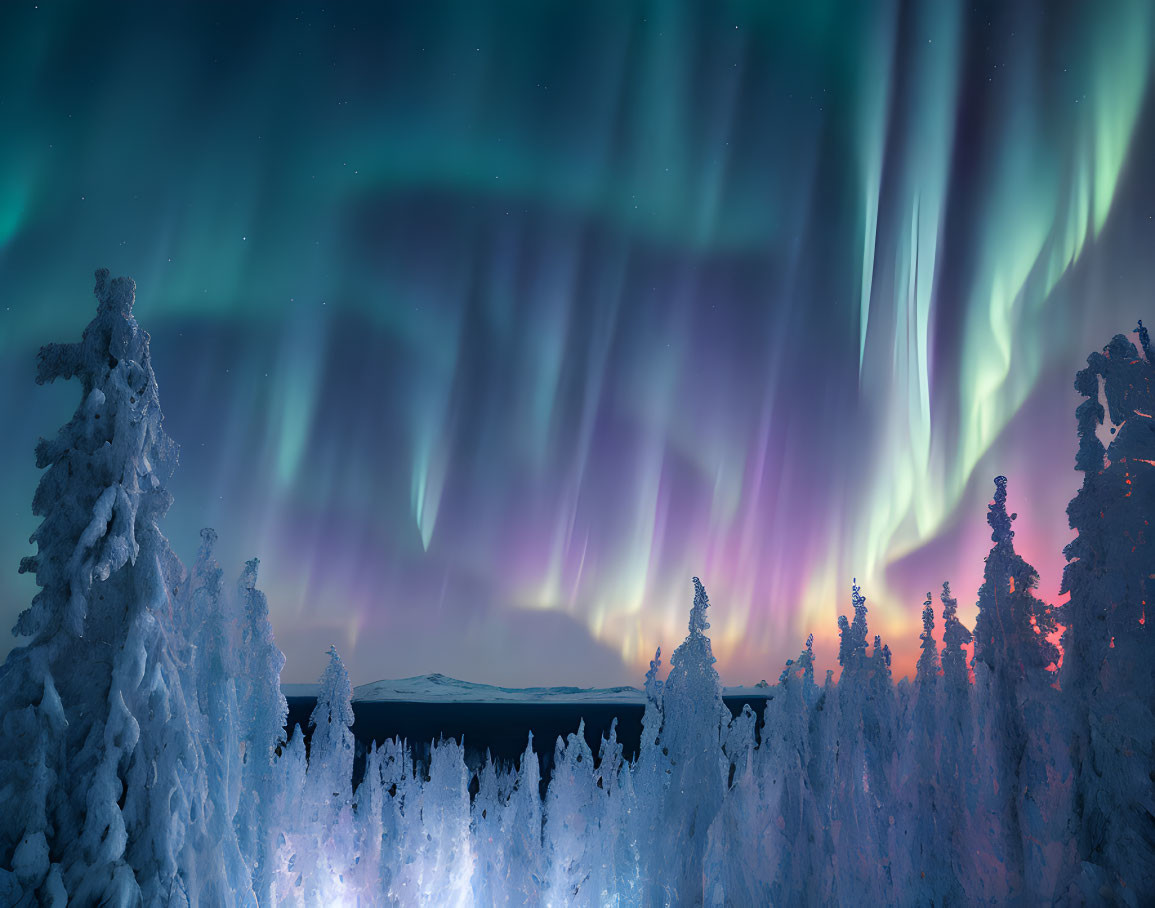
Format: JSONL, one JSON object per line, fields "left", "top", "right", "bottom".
{"left": 1, "top": 1, "right": 1153, "bottom": 687}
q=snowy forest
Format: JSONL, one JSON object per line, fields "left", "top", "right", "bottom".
{"left": 0, "top": 270, "right": 1152, "bottom": 906}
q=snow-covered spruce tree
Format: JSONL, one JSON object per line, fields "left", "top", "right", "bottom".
{"left": 970, "top": 475, "right": 1062, "bottom": 900}
{"left": 787, "top": 637, "right": 831, "bottom": 900}
{"left": 369, "top": 736, "right": 415, "bottom": 902}
{"left": 937, "top": 581, "right": 977, "bottom": 890}
{"left": 351, "top": 741, "right": 387, "bottom": 902}
{"left": 973, "top": 478, "right": 1061, "bottom": 681}
{"left": 630, "top": 644, "right": 669, "bottom": 889}
{"left": 865, "top": 631, "right": 898, "bottom": 794}
{"left": 183, "top": 529, "right": 252, "bottom": 904}
{"left": 469, "top": 751, "right": 508, "bottom": 906}
{"left": 716, "top": 633, "right": 826, "bottom": 901}
{"left": 721, "top": 700, "right": 756, "bottom": 788}
{"left": 650, "top": 578, "right": 731, "bottom": 904}
{"left": 386, "top": 736, "right": 429, "bottom": 905}
{"left": 0, "top": 270, "right": 244, "bottom": 905}
{"left": 703, "top": 719, "right": 772, "bottom": 906}
{"left": 915, "top": 593, "right": 940, "bottom": 685}
{"left": 641, "top": 646, "right": 664, "bottom": 757}
{"left": 273, "top": 725, "right": 309, "bottom": 904}
{"left": 901, "top": 592, "right": 962, "bottom": 904}
{"left": 864, "top": 631, "right": 901, "bottom": 898}
{"left": 543, "top": 718, "right": 638, "bottom": 903}
{"left": 544, "top": 721, "right": 614, "bottom": 904}
{"left": 1060, "top": 322, "right": 1155, "bottom": 902}
{"left": 416, "top": 737, "right": 474, "bottom": 905}
{"left": 806, "top": 662, "right": 839, "bottom": 900}
{"left": 830, "top": 579, "right": 892, "bottom": 903}
{"left": 297, "top": 645, "right": 357, "bottom": 903}
{"left": 502, "top": 734, "right": 544, "bottom": 904}
{"left": 232, "top": 557, "right": 288, "bottom": 907}
{"left": 596, "top": 719, "right": 640, "bottom": 902}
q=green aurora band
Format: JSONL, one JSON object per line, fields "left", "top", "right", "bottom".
{"left": 0, "top": 1, "right": 1153, "bottom": 685}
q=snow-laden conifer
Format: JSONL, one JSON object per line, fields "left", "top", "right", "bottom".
{"left": 544, "top": 721, "right": 603, "bottom": 904}
{"left": 1059, "top": 322, "right": 1155, "bottom": 901}
{"left": 902, "top": 592, "right": 962, "bottom": 903}
{"left": 301, "top": 645, "right": 356, "bottom": 903}
{"left": 232, "top": 556, "right": 288, "bottom": 907}
{"left": 184, "top": 528, "right": 252, "bottom": 904}
{"left": 469, "top": 751, "right": 507, "bottom": 905}
{"left": 971, "top": 475, "right": 1065, "bottom": 898}
{"left": 502, "top": 734, "right": 544, "bottom": 903}
{"left": 0, "top": 270, "right": 243, "bottom": 905}
{"left": 830, "top": 579, "right": 892, "bottom": 902}
{"left": 651, "top": 577, "right": 731, "bottom": 904}
{"left": 273, "top": 725, "right": 308, "bottom": 904}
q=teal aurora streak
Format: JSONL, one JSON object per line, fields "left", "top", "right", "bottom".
{"left": 1, "top": 0, "right": 1153, "bottom": 685}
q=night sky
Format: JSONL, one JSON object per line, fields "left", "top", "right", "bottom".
{"left": 1, "top": 1, "right": 1153, "bottom": 686}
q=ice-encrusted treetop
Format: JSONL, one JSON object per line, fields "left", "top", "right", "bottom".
{"left": 688, "top": 575, "right": 712, "bottom": 636}
{"left": 837, "top": 578, "right": 870, "bottom": 670}
{"left": 987, "top": 474, "right": 1014, "bottom": 546}
{"left": 15, "top": 268, "right": 177, "bottom": 644}
{"left": 312, "top": 644, "right": 355, "bottom": 732}
{"left": 916, "top": 592, "right": 939, "bottom": 684}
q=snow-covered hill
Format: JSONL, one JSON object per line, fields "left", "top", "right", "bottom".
{"left": 283, "top": 672, "right": 771, "bottom": 703}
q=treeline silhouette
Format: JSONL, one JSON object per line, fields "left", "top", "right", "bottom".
{"left": 0, "top": 272, "right": 1150, "bottom": 905}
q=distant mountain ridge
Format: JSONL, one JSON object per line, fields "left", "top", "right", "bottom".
{"left": 283, "top": 671, "right": 771, "bottom": 704}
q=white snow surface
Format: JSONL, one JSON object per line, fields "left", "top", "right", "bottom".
{"left": 283, "top": 672, "right": 771, "bottom": 703}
